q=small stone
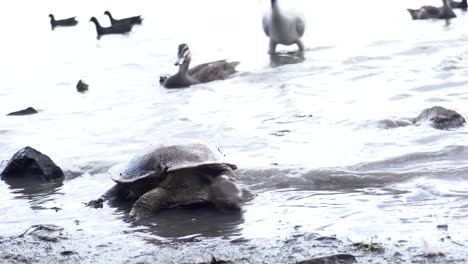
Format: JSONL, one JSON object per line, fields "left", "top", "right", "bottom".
{"left": 7, "top": 107, "right": 38, "bottom": 116}
{"left": 60, "top": 250, "right": 77, "bottom": 256}
{"left": 315, "top": 236, "right": 337, "bottom": 241}
{"left": 210, "top": 257, "right": 231, "bottom": 264}
{"left": 50, "top": 207, "right": 62, "bottom": 212}
{"left": 297, "top": 254, "right": 356, "bottom": 264}
{"left": 436, "top": 224, "right": 448, "bottom": 231}
{"left": 77, "top": 80, "right": 89, "bottom": 93}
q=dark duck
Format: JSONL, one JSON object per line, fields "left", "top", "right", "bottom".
{"left": 104, "top": 11, "right": 143, "bottom": 25}
{"left": 48, "top": 14, "right": 78, "bottom": 30}
{"left": 89, "top": 17, "right": 133, "bottom": 39}
{"left": 161, "top": 44, "right": 239, "bottom": 89}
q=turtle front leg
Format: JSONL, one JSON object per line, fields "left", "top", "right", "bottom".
{"left": 102, "top": 184, "right": 127, "bottom": 199}
{"left": 129, "top": 187, "right": 169, "bottom": 220}
{"left": 87, "top": 184, "right": 126, "bottom": 208}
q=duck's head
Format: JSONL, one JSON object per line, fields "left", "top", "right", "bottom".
{"left": 175, "top": 43, "right": 191, "bottom": 66}
{"left": 89, "top": 17, "right": 98, "bottom": 23}
{"left": 104, "top": 11, "right": 111, "bottom": 16}
{"left": 48, "top": 14, "right": 54, "bottom": 19}
{"left": 159, "top": 75, "right": 169, "bottom": 85}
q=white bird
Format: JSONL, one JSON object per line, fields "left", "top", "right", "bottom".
{"left": 262, "top": 0, "right": 306, "bottom": 54}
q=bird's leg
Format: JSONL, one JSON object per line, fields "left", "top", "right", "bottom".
{"left": 269, "top": 39, "right": 278, "bottom": 55}
{"left": 295, "top": 39, "right": 305, "bottom": 52}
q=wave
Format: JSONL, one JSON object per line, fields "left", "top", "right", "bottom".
{"left": 238, "top": 145, "right": 468, "bottom": 191}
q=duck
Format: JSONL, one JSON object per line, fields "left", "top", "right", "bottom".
{"left": 89, "top": 17, "right": 133, "bottom": 39}
{"left": 48, "top": 14, "right": 78, "bottom": 30}
{"left": 76, "top": 80, "right": 89, "bottom": 93}
{"left": 161, "top": 43, "right": 239, "bottom": 89}
{"left": 262, "top": 0, "right": 305, "bottom": 54}
{"left": 103, "top": 11, "right": 143, "bottom": 25}
{"left": 407, "top": 0, "right": 456, "bottom": 20}
{"left": 450, "top": 0, "right": 467, "bottom": 9}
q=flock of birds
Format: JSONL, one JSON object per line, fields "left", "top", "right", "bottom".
{"left": 49, "top": 11, "right": 143, "bottom": 39}
{"left": 48, "top": 0, "right": 307, "bottom": 90}
{"left": 49, "top": 11, "right": 142, "bottom": 39}
{"left": 48, "top": 0, "right": 467, "bottom": 91}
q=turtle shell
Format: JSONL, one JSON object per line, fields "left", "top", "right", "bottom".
{"left": 111, "top": 142, "right": 236, "bottom": 193}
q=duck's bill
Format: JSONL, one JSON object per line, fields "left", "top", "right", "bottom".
{"left": 174, "top": 57, "right": 185, "bottom": 66}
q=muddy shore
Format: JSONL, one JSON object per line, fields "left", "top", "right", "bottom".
{"left": 1, "top": 223, "right": 465, "bottom": 264}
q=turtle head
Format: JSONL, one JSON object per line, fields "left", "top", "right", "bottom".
{"left": 209, "top": 175, "right": 243, "bottom": 210}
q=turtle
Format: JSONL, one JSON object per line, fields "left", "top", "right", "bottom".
{"left": 88, "top": 141, "right": 251, "bottom": 219}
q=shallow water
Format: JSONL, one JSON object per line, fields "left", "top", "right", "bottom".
{"left": 1, "top": 0, "right": 468, "bottom": 256}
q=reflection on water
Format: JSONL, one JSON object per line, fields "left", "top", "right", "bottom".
{"left": 139, "top": 207, "right": 244, "bottom": 239}
{"left": 269, "top": 52, "right": 305, "bottom": 68}
{"left": 2, "top": 176, "right": 63, "bottom": 203}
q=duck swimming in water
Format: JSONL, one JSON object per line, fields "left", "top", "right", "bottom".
{"left": 262, "top": 0, "right": 305, "bottom": 54}
{"left": 89, "top": 17, "right": 133, "bottom": 39}
{"left": 407, "top": 0, "right": 456, "bottom": 20}
{"left": 161, "top": 44, "right": 239, "bottom": 89}
{"left": 103, "top": 11, "right": 143, "bottom": 26}
{"left": 48, "top": 14, "right": 78, "bottom": 30}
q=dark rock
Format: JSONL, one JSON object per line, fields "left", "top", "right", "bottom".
{"left": 76, "top": 80, "right": 89, "bottom": 93}
{"left": 297, "top": 254, "right": 356, "bottom": 264}
{"left": 60, "top": 250, "right": 77, "bottom": 256}
{"left": 379, "top": 106, "right": 465, "bottom": 130}
{"left": 418, "top": 252, "right": 446, "bottom": 258}
{"left": 210, "top": 257, "right": 231, "bottom": 264}
{"left": 229, "top": 237, "right": 251, "bottom": 244}
{"left": 0, "top": 146, "right": 64, "bottom": 181}
{"left": 414, "top": 106, "right": 465, "bottom": 130}
{"left": 437, "top": 224, "right": 448, "bottom": 231}
{"left": 7, "top": 107, "right": 38, "bottom": 116}
{"left": 315, "top": 236, "right": 338, "bottom": 241}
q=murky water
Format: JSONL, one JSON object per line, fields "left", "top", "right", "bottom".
{"left": 1, "top": 0, "right": 468, "bottom": 255}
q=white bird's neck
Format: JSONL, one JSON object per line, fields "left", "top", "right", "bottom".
{"left": 271, "top": 0, "right": 280, "bottom": 14}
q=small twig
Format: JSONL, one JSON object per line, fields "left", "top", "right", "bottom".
{"left": 18, "top": 225, "right": 40, "bottom": 238}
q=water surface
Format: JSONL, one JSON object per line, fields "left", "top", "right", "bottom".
{"left": 1, "top": 0, "right": 468, "bottom": 256}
